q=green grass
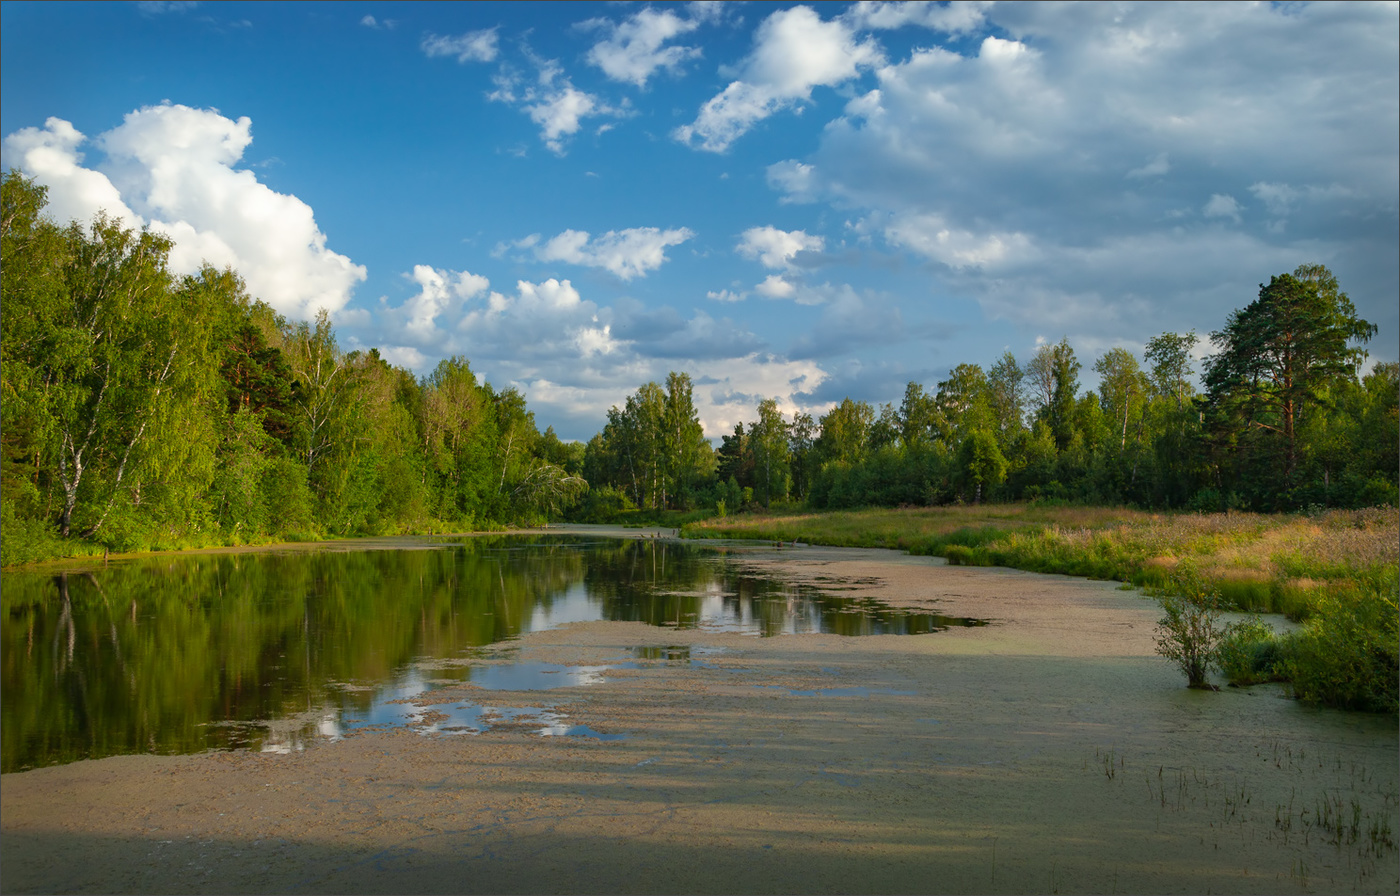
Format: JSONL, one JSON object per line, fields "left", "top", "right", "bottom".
{"left": 686, "top": 503, "right": 1399, "bottom": 713}
{"left": 684, "top": 504, "right": 1397, "bottom": 619}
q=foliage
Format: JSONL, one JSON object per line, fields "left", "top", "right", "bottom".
{"left": 1154, "top": 581, "right": 1227, "bottom": 689}
{"left": 1204, "top": 265, "right": 1376, "bottom": 502}
{"left": 1280, "top": 582, "right": 1399, "bottom": 713}
{"left": 1216, "top": 615, "right": 1282, "bottom": 686}
{"left": 957, "top": 429, "right": 1008, "bottom": 504}
{"left": 1, "top": 172, "right": 585, "bottom": 563}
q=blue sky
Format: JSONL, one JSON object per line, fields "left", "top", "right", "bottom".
{"left": 3, "top": 1, "right": 1396, "bottom": 441}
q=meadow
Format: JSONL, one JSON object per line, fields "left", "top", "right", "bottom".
{"left": 684, "top": 503, "right": 1399, "bottom": 713}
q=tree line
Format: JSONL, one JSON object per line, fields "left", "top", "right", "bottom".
{"left": 582, "top": 282, "right": 1395, "bottom": 517}
{"left": 3, "top": 170, "right": 1395, "bottom": 563}
{"left": 2, "top": 172, "right": 585, "bottom": 562}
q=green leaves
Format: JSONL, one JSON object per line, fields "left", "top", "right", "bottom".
{"left": 1205, "top": 265, "right": 1376, "bottom": 497}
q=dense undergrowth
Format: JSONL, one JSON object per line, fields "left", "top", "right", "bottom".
{"left": 683, "top": 503, "right": 1399, "bottom": 713}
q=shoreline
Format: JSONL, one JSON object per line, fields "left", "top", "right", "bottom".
{"left": 3, "top": 540, "right": 1396, "bottom": 894}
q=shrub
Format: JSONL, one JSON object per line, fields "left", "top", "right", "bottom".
{"left": 1217, "top": 616, "right": 1282, "bottom": 686}
{"left": 1281, "top": 584, "right": 1399, "bottom": 713}
{"left": 0, "top": 500, "right": 64, "bottom": 566}
{"left": 1154, "top": 579, "right": 1227, "bottom": 689}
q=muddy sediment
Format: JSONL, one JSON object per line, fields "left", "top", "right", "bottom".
{"left": 3, "top": 542, "right": 1396, "bottom": 894}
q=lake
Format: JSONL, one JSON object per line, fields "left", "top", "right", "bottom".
{"left": 0, "top": 534, "right": 984, "bottom": 772}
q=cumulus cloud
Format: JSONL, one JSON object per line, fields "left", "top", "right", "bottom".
{"left": 136, "top": 1, "right": 197, "bottom": 14}
{"left": 736, "top": 225, "right": 824, "bottom": 269}
{"left": 372, "top": 271, "right": 819, "bottom": 440}
{"left": 2, "top": 117, "right": 143, "bottom": 232}
{"left": 842, "top": 0, "right": 989, "bottom": 34}
{"left": 754, "top": 275, "right": 796, "bottom": 299}
{"left": 489, "top": 57, "right": 626, "bottom": 154}
{"left": 529, "top": 226, "right": 695, "bottom": 280}
{"left": 382, "top": 265, "right": 490, "bottom": 345}
{"left": 3, "top": 105, "right": 366, "bottom": 319}
{"left": 1127, "top": 152, "right": 1170, "bottom": 179}
{"left": 422, "top": 28, "right": 497, "bottom": 62}
{"left": 675, "top": 5, "right": 882, "bottom": 151}
{"left": 762, "top": 2, "right": 1398, "bottom": 354}
{"left": 583, "top": 7, "right": 703, "bottom": 87}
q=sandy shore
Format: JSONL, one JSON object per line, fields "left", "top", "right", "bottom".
{"left": 3, "top": 541, "right": 1397, "bottom": 894}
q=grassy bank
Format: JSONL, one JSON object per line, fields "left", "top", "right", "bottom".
{"left": 684, "top": 503, "right": 1399, "bottom": 713}
{"left": 683, "top": 504, "right": 1397, "bottom": 615}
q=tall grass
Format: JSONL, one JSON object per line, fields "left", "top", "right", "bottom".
{"left": 687, "top": 504, "right": 1399, "bottom": 712}
{"left": 685, "top": 505, "right": 1398, "bottom": 622}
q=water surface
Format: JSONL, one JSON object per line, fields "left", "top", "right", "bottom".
{"left": 1, "top": 535, "right": 981, "bottom": 771}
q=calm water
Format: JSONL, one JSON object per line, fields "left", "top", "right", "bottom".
{"left": 1, "top": 535, "right": 982, "bottom": 771}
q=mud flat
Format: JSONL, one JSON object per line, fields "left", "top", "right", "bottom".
{"left": 3, "top": 544, "right": 1396, "bottom": 894}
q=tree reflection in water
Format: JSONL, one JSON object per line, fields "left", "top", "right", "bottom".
{"left": 1, "top": 536, "right": 981, "bottom": 771}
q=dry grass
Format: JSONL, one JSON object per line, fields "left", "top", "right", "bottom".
{"left": 686, "top": 504, "right": 1398, "bottom": 616}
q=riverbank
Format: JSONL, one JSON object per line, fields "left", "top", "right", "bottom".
{"left": 3, "top": 540, "right": 1395, "bottom": 894}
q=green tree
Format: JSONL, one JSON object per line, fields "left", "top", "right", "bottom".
{"left": 1027, "top": 338, "right": 1081, "bottom": 452}
{"left": 987, "top": 352, "right": 1025, "bottom": 442}
{"left": 937, "top": 364, "right": 992, "bottom": 440}
{"left": 1144, "top": 331, "right": 1197, "bottom": 417}
{"left": 751, "top": 398, "right": 791, "bottom": 506}
{"left": 817, "top": 398, "right": 873, "bottom": 466}
{"left": 957, "top": 429, "right": 1007, "bottom": 504}
{"left": 661, "top": 371, "right": 711, "bottom": 509}
{"left": 788, "top": 411, "right": 817, "bottom": 501}
{"left": 1093, "top": 347, "right": 1149, "bottom": 455}
{"left": 421, "top": 357, "right": 496, "bottom": 524}
{"left": 8, "top": 209, "right": 184, "bottom": 537}
{"left": 1204, "top": 265, "right": 1375, "bottom": 490}
{"left": 898, "top": 381, "right": 943, "bottom": 451}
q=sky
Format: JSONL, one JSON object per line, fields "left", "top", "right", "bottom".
{"left": 2, "top": 1, "right": 1396, "bottom": 442}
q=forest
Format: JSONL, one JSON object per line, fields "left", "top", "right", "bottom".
{"left": 2, "top": 170, "right": 1396, "bottom": 566}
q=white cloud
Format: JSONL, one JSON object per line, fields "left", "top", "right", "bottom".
{"left": 360, "top": 15, "right": 396, "bottom": 30}
{"left": 584, "top": 7, "right": 703, "bottom": 87}
{"left": 532, "top": 226, "right": 695, "bottom": 280}
{"left": 136, "top": 1, "right": 197, "bottom": 14}
{"left": 843, "top": 1, "right": 989, "bottom": 34}
{"left": 383, "top": 265, "right": 490, "bottom": 343}
{"left": 489, "top": 58, "right": 626, "bottom": 154}
{"left": 754, "top": 274, "right": 796, "bottom": 299}
{"left": 4, "top": 105, "right": 366, "bottom": 319}
{"left": 1202, "top": 193, "right": 1242, "bottom": 223}
{"left": 736, "top": 225, "right": 824, "bottom": 270}
{"left": 526, "top": 86, "right": 603, "bottom": 154}
{"left": 1248, "top": 181, "right": 1299, "bottom": 217}
{"left": 883, "top": 213, "right": 1036, "bottom": 269}
{"left": 2, "top": 117, "right": 144, "bottom": 232}
{"left": 761, "top": 2, "right": 1398, "bottom": 353}
{"left": 371, "top": 271, "right": 824, "bottom": 439}
{"left": 675, "top": 5, "right": 882, "bottom": 151}
{"left": 422, "top": 28, "right": 498, "bottom": 63}
{"left": 765, "top": 160, "right": 818, "bottom": 202}
{"left": 707, "top": 288, "right": 747, "bottom": 303}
